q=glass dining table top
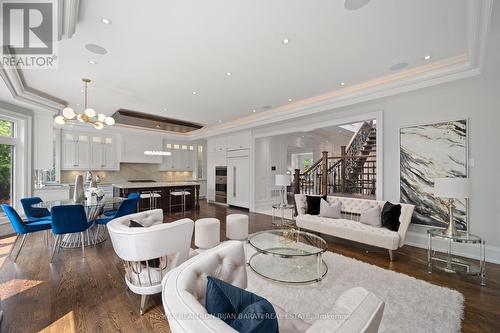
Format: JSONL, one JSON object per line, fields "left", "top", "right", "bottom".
{"left": 32, "top": 197, "right": 124, "bottom": 210}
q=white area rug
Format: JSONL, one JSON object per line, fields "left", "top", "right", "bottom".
{"left": 246, "top": 251, "right": 464, "bottom": 333}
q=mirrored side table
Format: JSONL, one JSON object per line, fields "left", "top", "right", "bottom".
{"left": 271, "top": 204, "right": 295, "bottom": 227}
{"left": 427, "top": 229, "right": 486, "bottom": 286}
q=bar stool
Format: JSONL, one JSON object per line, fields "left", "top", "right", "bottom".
{"left": 139, "top": 190, "right": 161, "bottom": 211}
{"left": 169, "top": 189, "right": 191, "bottom": 215}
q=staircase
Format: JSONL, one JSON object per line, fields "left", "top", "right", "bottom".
{"left": 293, "top": 121, "right": 376, "bottom": 198}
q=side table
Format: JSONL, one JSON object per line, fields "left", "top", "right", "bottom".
{"left": 271, "top": 203, "right": 295, "bottom": 227}
{"left": 427, "top": 229, "right": 486, "bottom": 286}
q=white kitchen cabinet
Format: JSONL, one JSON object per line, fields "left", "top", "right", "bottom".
{"left": 91, "top": 136, "right": 118, "bottom": 170}
{"left": 61, "top": 133, "right": 91, "bottom": 170}
{"left": 160, "top": 142, "right": 196, "bottom": 171}
{"left": 226, "top": 131, "right": 251, "bottom": 151}
{"left": 121, "top": 134, "right": 163, "bottom": 164}
{"left": 34, "top": 186, "right": 70, "bottom": 201}
{"left": 227, "top": 152, "right": 250, "bottom": 208}
{"left": 61, "top": 131, "right": 118, "bottom": 170}
{"left": 207, "top": 137, "right": 227, "bottom": 152}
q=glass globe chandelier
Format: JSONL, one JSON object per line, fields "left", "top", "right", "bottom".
{"left": 54, "top": 78, "right": 115, "bottom": 129}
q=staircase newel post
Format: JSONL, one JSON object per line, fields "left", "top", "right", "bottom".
{"left": 293, "top": 169, "right": 301, "bottom": 194}
{"left": 321, "top": 151, "right": 328, "bottom": 195}
{"left": 340, "top": 146, "right": 346, "bottom": 193}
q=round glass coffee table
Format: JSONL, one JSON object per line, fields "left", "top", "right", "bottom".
{"left": 248, "top": 229, "right": 328, "bottom": 284}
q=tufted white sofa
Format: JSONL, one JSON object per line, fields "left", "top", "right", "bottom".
{"left": 162, "top": 241, "right": 385, "bottom": 333}
{"left": 107, "top": 209, "right": 194, "bottom": 314}
{"left": 295, "top": 195, "right": 415, "bottom": 261}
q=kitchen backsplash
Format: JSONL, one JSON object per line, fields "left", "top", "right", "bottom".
{"left": 60, "top": 163, "right": 193, "bottom": 184}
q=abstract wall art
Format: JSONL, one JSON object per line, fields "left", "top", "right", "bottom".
{"left": 400, "top": 119, "right": 468, "bottom": 230}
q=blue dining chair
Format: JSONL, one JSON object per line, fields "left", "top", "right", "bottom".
{"left": 20, "top": 197, "right": 51, "bottom": 222}
{"left": 103, "top": 192, "right": 140, "bottom": 217}
{"left": 50, "top": 205, "right": 93, "bottom": 262}
{"left": 93, "top": 197, "right": 139, "bottom": 242}
{"left": 1, "top": 204, "right": 52, "bottom": 263}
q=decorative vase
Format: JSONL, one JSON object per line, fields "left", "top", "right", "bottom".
{"left": 87, "top": 195, "right": 97, "bottom": 205}
{"left": 73, "top": 175, "right": 85, "bottom": 203}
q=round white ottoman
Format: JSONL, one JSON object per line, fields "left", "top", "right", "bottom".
{"left": 195, "top": 218, "right": 220, "bottom": 250}
{"left": 226, "top": 214, "right": 249, "bottom": 240}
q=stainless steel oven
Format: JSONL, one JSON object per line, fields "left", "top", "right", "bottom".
{"left": 215, "top": 166, "right": 227, "bottom": 203}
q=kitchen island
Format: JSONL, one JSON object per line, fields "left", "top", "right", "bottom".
{"left": 113, "top": 182, "right": 200, "bottom": 213}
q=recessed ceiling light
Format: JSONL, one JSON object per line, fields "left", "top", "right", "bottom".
{"left": 101, "top": 18, "right": 112, "bottom": 25}
{"left": 226, "top": 72, "right": 232, "bottom": 76}
{"left": 424, "top": 55, "right": 431, "bottom": 60}
{"left": 390, "top": 62, "right": 409, "bottom": 71}
{"left": 288, "top": 98, "right": 293, "bottom": 102}
{"left": 76, "top": 103, "right": 80, "bottom": 106}
{"left": 344, "top": 0, "right": 371, "bottom": 11}
{"left": 340, "top": 82, "right": 346, "bottom": 86}
{"left": 192, "top": 91, "right": 197, "bottom": 95}
{"left": 163, "top": 108, "right": 167, "bottom": 111}
{"left": 88, "top": 60, "right": 97, "bottom": 65}
{"left": 252, "top": 109, "right": 256, "bottom": 113}
{"left": 301, "top": 135, "right": 305, "bottom": 138}
{"left": 85, "top": 44, "right": 107, "bottom": 55}
{"left": 218, "top": 120, "right": 222, "bottom": 123}
{"left": 282, "top": 38, "right": 290, "bottom": 44}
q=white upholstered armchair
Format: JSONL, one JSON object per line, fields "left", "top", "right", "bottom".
{"left": 162, "top": 241, "right": 385, "bottom": 333}
{"left": 107, "top": 209, "right": 194, "bottom": 315}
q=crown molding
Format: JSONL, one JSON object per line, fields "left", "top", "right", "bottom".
{"left": 0, "top": 61, "right": 66, "bottom": 114}
{"left": 190, "top": 54, "right": 477, "bottom": 139}
{"left": 58, "top": 0, "right": 80, "bottom": 40}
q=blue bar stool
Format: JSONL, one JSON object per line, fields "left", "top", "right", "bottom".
{"left": 50, "top": 205, "right": 93, "bottom": 262}
{"left": 1, "top": 204, "right": 52, "bottom": 263}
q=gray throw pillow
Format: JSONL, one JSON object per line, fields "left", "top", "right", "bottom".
{"left": 318, "top": 199, "right": 341, "bottom": 219}
{"left": 360, "top": 206, "right": 382, "bottom": 227}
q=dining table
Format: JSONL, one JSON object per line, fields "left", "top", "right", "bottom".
{"left": 32, "top": 197, "right": 125, "bottom": 248}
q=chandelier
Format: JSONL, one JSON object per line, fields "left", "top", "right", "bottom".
{"left": 54, "top": 78, "right": 115, "bottom": 129}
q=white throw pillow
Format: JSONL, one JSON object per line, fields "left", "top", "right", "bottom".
{"left": 318, "top": 199, "right": 341, "bottom": 219}
{"left": 360, "top": 206, "right": 382, "bottom": 227}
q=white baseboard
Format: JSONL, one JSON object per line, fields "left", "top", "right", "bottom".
{"left": 404, "top": 230, "right": 500, "bottom": 264}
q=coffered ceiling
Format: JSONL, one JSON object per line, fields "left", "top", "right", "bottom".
{"left": 0, "top": 0, "right": 494, "bottom": 131}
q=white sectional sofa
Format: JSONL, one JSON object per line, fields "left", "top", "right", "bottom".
{"left": 294, "top": 195, "right": 415, "bottom": 261}
{"left": 162, "top": 241, "right": 385, "bottom": 333}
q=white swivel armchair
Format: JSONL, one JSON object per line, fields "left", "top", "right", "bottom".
{"left": 107, "top": 209, "right": 194, "bottom": 315}
{"left": 162, "top": 241, "right": 385, "bottom": 333}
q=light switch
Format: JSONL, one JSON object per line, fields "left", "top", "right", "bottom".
{"left": 468, "top": 158, "right": 475, "bottom": 168}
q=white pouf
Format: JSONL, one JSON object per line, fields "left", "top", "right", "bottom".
{"left": 226, "top": 214, "right": 249, "bottom": 240}
{"left": 194, "top": 218, "right": 220, "bottom": 250}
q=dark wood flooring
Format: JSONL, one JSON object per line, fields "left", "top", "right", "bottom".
{"left": 0, "top": 202, "right": 499, "bottom": 332}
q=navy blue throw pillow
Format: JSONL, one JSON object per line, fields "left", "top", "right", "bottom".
{"left": 306, "top": 195, "right": 326, "bottom": 215}
{"left": 205, "top": 276, "right": 279, "bottom": 333}
{"left": 381, "top": 201, "right": 401, "bottom": 231}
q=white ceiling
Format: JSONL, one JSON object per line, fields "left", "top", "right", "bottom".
{"left": 18, "top": 0, "right": 468, "bottom": 126}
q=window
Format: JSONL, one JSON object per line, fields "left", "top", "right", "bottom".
{"left": 0, "top": 119, "right": 15, "bottom": 207}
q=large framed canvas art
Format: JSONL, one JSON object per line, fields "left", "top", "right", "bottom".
{"left": 400, "top": 120, "right": 468, "bottom": 230}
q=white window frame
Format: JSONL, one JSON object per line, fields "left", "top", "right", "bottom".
{"left": 0, "top": 107, "right": 32, "bottom": 212}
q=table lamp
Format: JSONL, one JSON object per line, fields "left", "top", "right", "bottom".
{"left": 275, "top": 174, "right": 291, "bottom": 206}
{"left": 434, "top": 177, "right": 471, "bottom": 236}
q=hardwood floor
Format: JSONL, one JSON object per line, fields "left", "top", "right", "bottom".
{"left": 1, "top": 201, "right": 499, "bottom": 332}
